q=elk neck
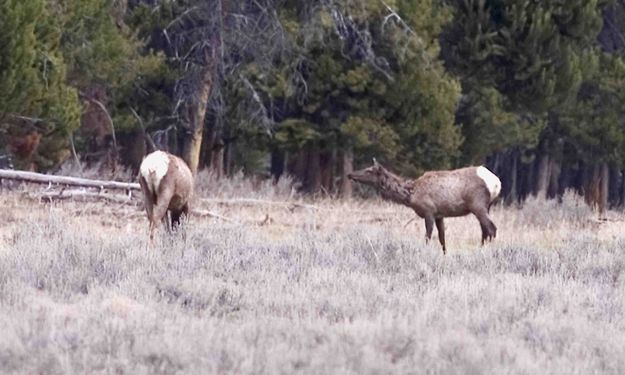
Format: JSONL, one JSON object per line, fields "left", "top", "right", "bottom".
{"left": 377, "top": 168, "right": 414, "bottom": 206}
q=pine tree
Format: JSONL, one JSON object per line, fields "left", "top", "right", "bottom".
{"left": 558, "top": 52, "right": 625, "bottom": 166}
{"left": 456, "top": 87, "right": 544, "bottom": 165}
{"left": 441, "top": 0, "right": 610, "bottom": 203}
{"left": 0, "top": 0, "right": 81, "bottom": 170}
{"left": 51, "top": 0, "right": 166, "bottom": 170}
{"left": 269, "top": 0, "right": 462, "bottom": 192}
{"left": 443, "top": 0, "right": 606, "bottom": 113}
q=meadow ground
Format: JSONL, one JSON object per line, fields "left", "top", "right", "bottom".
{"left": 0, "top": 176, "right": 624, "bottom": 374}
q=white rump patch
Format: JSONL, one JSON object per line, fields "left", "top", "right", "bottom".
{"left": 476, "top": 166, "right": 501, "bottom": 202}
{"left": 140, "top": 151, "right": 170, "bottom": 193}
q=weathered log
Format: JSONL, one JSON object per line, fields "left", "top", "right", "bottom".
{"left": 24, "top": 189, "right": 238, "bottom": 223}
{"left": 199, "top": 197, "right": 318, "bottom": 210}
{"left": 190, "top": 209, "right": 239, "bottom": 224}
{"left": 26, "top": 190, "right": 138, "bottom": 205}
{"left": 0, "top": 169, "right": 140, "bottom": 191}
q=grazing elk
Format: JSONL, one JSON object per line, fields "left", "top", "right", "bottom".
{"left": 138, "top": 151, "right": 194, "bottom": 242}
{"left": 348, "top": 159, "right": 501, "bottom": 254}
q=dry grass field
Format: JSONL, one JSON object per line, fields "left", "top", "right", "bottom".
{"left": 1, "top": 175, "right": 625, "bottom": 374}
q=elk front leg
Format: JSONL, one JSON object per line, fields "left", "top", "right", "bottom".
{"left": 170, "top": 203, "right": 189, "bottom": 230}
{"left": 170, "top": 203, "right": 190, "bottom": 241}
{"left": 424, "top": 216, "right": 434, "bottom": 244}
{"left": 435, "top": 218, "right": 446, "bottom": 254}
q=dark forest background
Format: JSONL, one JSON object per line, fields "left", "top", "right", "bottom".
{"left": 2, "top": 0, "right": 625, "bottom": 209}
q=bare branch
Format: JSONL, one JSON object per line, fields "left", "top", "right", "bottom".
{"left": 130, "top": 107, "right": 158, "bottom": 152}
{"left": 165, "top": 6, "right": 200, "bottom": 31}
{"left": 7, "top": 114, "right": 45, "bottom": 123}
{"left": 239, "top": 74, "right": 272, "bottom": 131}
{"left": 68, "top": 132, "right": 83, "bottom": 175}
{"left": 379, "top": 0, "right": 435, "bottom": 72}
{"left": 83, "top": 96, "right": 118, "bottom": 152}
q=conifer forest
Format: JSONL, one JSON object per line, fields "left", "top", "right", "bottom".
{"left": 1, "top": 0, "right": 624, "bottom": 206}
{"left": 4, "top": 2, "right": 625, "bottom": 374}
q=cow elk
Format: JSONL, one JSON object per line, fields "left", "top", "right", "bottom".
{"left": 138, "top": 151, "right": 194, "bottom": 242}
{"left": 348, "top": 159, "right": 501, "bottom": 254}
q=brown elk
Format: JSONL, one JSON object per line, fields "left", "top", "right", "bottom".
{"left": 138, "top": 151, "right": 194, "bottom": 242}
{"left": 348, "top": 159, "right": 501, "bottom": 254}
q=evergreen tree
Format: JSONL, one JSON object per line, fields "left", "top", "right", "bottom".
{"left": 442, "top": 0, "right": 610, "bottom": 203}
{"left": 0, "top": 0, "right": 81, "bottom": 170}
{"left": 456, "top": 86, "right": 544, "bottom": 164}
{"left": 51, "top": 0, "right": 166, "bottom": 169}
{"left": 558, "top": 52, "right": 625, "bottom": 165}
{"left": 442, "top": 0, "right": 606, "bottom": 113}
{"left": 268, "top": 0, "right": 462, "bottom": 192}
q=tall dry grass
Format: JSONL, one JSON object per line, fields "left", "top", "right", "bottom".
{"left": 0, "top": 185, "right": 624, "bottom": 374}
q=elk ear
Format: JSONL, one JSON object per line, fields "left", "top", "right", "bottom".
{"left": 372, "top": 157, "right": 379, "bottom": 166}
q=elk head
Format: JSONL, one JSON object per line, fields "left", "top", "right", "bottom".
{"left": 347, "top": 158, "right": 385, "bottom": 187}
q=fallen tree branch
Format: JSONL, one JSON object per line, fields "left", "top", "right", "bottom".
{"left": 24, "top": 191, "right": 240, "bottom": 224}
{"left": 0, "top": 169, "right": 140, "bottom": 191}
{"left": 190, "top": 209, "right": 239, "bottom": 224}
{"left": 592, "top": 217, "right": 624, "bottom": 223}
{"left": 26, "top": 190, "right": 139, "bottom": 205}
{"left": 199, "top": 197, "right": 318, "bottom": 210}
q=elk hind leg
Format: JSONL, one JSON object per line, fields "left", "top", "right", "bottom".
{"left": 139, "top": 177, "right": 156, "bottom": 238}
{"left": 474, "top": 210, "right": 496, "bottom": 245}
{"left": 151, "top": 193, "right": 174, "bottom": 240}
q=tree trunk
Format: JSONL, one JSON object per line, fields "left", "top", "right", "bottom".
{"left": 198, "top": 123, "right": 213, "bottom": 171}
{"left": 521, "top": 157, "right": 535, "bottom": 201}
{"left": 270, "top": 149, "right": 286, "bottom": 183}
{"left": 182, "top": 66, "right": 214, "bottom": 176}
{"left": 210, "top": 137, "right": 225, "bottom": 179}
{"left": 609, "top": 166, "right": 620, "bottom": 208}
{"left": 307, "top": 144, "right": 322, "bottom": 193}
{"left": 119, "top": 129, "right": 146, "bottom": 173}
{"left": 599, "top": 162, "right": 609, "bottom": 217}
{"left": 505, "top": 150, "right": 518, "bottom": 205}
{"left": 223, "top": 139, "right": 234, "bottom": 176}
{"left": 534, "top": 152, "right": 550, "bottom": 198}
{"left": 547, "top": 158, "right": 561, "bottom": 199}
{"left": 287, "top": 148, "right": 307, "bottom": 183}
{"left": 558, "top": 165, "right": 573, "bottom": 198}
{"left": 620, "top": 169, "right": 625, "bottom": 208}
{"left": 320, "top": 151, "right": 334, "bottom": 194}
{"left": 339, "top": 147, "right": 354, "bottom": 199}
{"left": 584, "top": 164, "right": 601, "bottom": 211}
{"left": 574, "top": 162, "right": 587, "bottom": 196}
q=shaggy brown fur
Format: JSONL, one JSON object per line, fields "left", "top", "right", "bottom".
{"left": 138, "top": 151, "right": 194, "bottom": 242}
{"left": 348, "top": 159, "right": 501, "bottom": 254}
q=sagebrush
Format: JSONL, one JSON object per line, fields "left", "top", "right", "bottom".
{"left": 0, "top": 191, "right": 624, "bottom": 374}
